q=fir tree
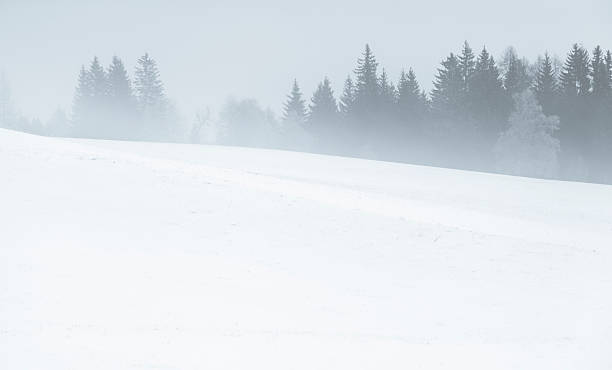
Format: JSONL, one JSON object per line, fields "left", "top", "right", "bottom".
{"left": 339, "top": 76, "right": 355, "bottom": 117}
{"left": 533, "top": 52, "right": 558, "bottom": 114}
{"left": 591, "top": 46, "right": 611, "bottom": 99}
{"left": 88, "top": 57, "right": 107, "bottom": 99}
{"left": 458, "top": 41, "right": 476, "bottom": 92}
{"left": 431, "top": 53, "right": 464, "bottom": 120}
{"left": 468, "top": 47, "right": 508, "bottom": 138}
{"left": 378, "top": 68, "right": 396, "bottom": 110}
{"left": 282, "top": 79, "right": 307, "bottom": 124}
{"left": 560, "top": 44, "right": 591, "bottom": 97}
{"left": 135, "top": 53, "right": 166, "bottom": 113}
{"left": 503, "top": 48, "right": 531, "bottom": 95}
{"left": 397, "top": 68, "right": 425, "bottom": 124}
{"left": 353, "top": 44, "right": 380, "bottom": 116}
{"left": 308, "top": 77, "right": 338, "bottom": 126}
{"left": 107, "top": 56, "right": 134, "bottom": 106}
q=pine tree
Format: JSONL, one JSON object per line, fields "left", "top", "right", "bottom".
{"left": 72, "top": 65, "right": 92, "bottom": 130}
{"left": 397, "top": 68, "right": 425, "bottom": 124}
{"left": 560, "top": 44, "right": 591, "bottom": 97}
{"left": 533, "top": 52, "right": 558, "bottom": 114}
{"left": 378, "top": 68, "right": 396, "bottom": 110}
{"left": 107, "top": 56, "right": 137, "bottom": 138}
{"left": 495, "top": 90, "right": 560, "bottom": 178}
{"left": 88, "top": 57, "right": 107, "bottom": 99}
{"left": 107, "top": 56, "right": 134, "bottom": 106}
{"left": 308, "top": 77, "right": 338, "bottom": 126}
{"left": 339, "top": 76, "right": 355, "bottom": 117}
{"left": 468, "top": 47, "right": 508, "bottom": 138}
{"left": 135, "top": 53, "right": 166, "bottom": 113}
{"left": 431, "top": 53, "right": 464, "bottom": 120}
{"left": 353, "top": 44, "right": 380, "bottom": 116}
{"left": 282, "top": 79, "right": 307, "bottom": 124}
{"left": 503, "top": 48, "right": 531, "bottom": 95}
{"left": 458, "top": 41, "right": 476, "bottom": 92}
{"left": 591, "top": 46, "right": 611, "bottom": 99}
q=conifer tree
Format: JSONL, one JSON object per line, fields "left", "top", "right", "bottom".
{"left": 503, "top": 48, "right": 531, "bottom": 95}
{"left": 308, "top": 77, "right": 338, "bottom": 126}
{"left": 135, "top": 53, "right": 166, "bottom": 113}
{"left": 107, "top": 56, "right": 137, "bottom": 138}
{"left": 591, "top": 46, "right": 611, "bottom": 99}
{"left": 469, "top": 47, "right": 508, "bottom": 138}
{"left": 107, "top": 56, "right": 134, "bottom": 106}
{"left": 533, "top": 52, "right": 558, "bottom": 114}
{"left": 458, "top": 41, "right": 476, "bottom": 92}
{"left": 560, "top": 44, "right": 591, "bottom": 97}
{"left": 282, "top": 79, "right": 307, "bottom": 124}
{"left": 353, "top": 44, "right": 380, "bottom": 116}
{"left": 431, "top": 53, "right": 464, "bottom": 120}
{"left": 397, "top": 68, "right": 425, "bottom": 124}
{"left": 378, "top": 68, "right": 396, "bottom": 110}
{"left": 339, "top": 76, "right": 355, "bottom": 117}
{"left": 89, "top": 57, "right": 108, "bottom": 99}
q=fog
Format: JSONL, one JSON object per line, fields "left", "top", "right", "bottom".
{"left": 1, "top": 0, "right": 611, "bottom": 119}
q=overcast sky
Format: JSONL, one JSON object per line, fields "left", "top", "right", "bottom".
{"left": 1, "top": 0, "right": 611, "bottom": 120}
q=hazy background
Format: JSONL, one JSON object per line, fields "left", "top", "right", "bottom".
{"left": 1, "top": 0, "right": 611, "bottom": 120}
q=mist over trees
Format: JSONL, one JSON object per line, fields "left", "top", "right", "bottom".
{"left": 2, "top": 42, "right": 612, "bottom": 184}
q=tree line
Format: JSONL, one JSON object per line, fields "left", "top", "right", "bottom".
{"left": 275, "top": 43, "right": 612, "bottom": 183}
{"left": 2, "top": 43, "right": 611, "bottom": 183}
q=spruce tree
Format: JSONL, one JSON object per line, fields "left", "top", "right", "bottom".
{"left": 469, "top": 47, "right": 508, "bottom": 138}
{"left": 591, "top": 46, "right": 611, "bottom": 99}
{"left": 353, "top": 44, "right": 380, "bottom": 116}
{"left": 282, "top": 79, "right": 307, "bottom": 124}
{"left": 339, "top": 76, "right": 355, "bottom": 117}
{"left": 135, "top": 53, "right": 166, "bottom": 113}
{"left": 431, "top": 53, "right": 464, "bottom": 121}
{"left": 308, "top": 77, "right": 338, "bottom": 126}
{"left": 378, "top": 68, "right": 396, "bottom": 111}
{"left": 107, "top": 56, "right": 137, "bottom": 138}
{"left": 503, "top": 48, "right": 531, "bottom": 95}
{"left": 458, "top": 41, "right": 476, "bottom": 92}
{"left": 560, "top": 44, "right": 591, "bottom": 97}
{"left": 89, "top": 57, "right": 107, "bottom": 99}
{"left": 107, "top": 56, "right": 134, "bottom": 106}
{"left": 533, "top": 52, "right": 558, "bottom": 114}
{"left": 397, "top": 68, "right": 425, "bottom": 124}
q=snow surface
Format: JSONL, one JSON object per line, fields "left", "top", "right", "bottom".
{"left": 1, "top": 128, "right": 611, "bottom": 370}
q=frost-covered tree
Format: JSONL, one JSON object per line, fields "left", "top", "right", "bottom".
{"left": 495, "top": 90, "right": 560, "bottom": 178}
{"left": 106, "top": 56, "right": 137, "bottom": 138}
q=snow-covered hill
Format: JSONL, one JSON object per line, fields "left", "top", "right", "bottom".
{"left": 1, "top": 128, "right": 611, "bottom": 370}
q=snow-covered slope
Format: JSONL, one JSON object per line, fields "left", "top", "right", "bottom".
{"left": 1, "top": 128, "right": 611, "bottom": 370}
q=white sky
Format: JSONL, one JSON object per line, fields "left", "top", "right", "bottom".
{"left": 1, "top": 0, "right": 611, "bottom": 120}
